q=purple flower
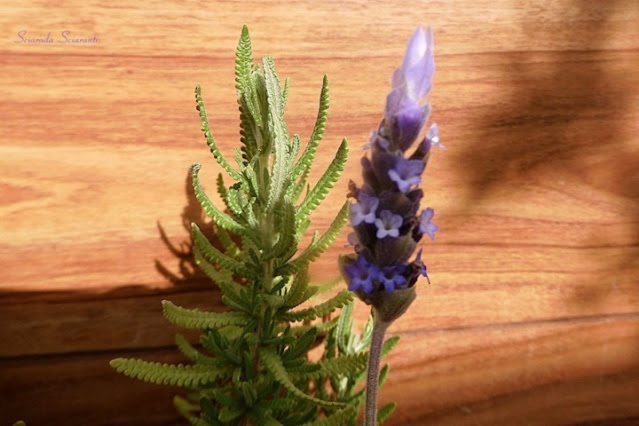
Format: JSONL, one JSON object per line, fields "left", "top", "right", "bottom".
{"left": 350, "top": 192, "right": 379, "bottom": 226}
{"left": 377, "top": 265, "right": 407, "bottom": 293}
{"left": 375, "top": 210, "right": 403, "bottom": 239}
{"left": 390, "top": 103, "right": 431, "bottom": 152}
{"left": 414, "top": 249, "right": 430, "bottom": 283}
{"left": 419, "top": 207, "right": 438, "bottom": 240}
{"left": 345, "top": 255, "right": 380, "bottom": 293}
{"left": 388, "top": 157, "right": 425, "bottom": 193}
{"left": 390, "top": 26, "right": 434, "bottom": 103}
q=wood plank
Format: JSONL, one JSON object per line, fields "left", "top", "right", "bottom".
{"left": 2, "top": 315, "right": 638, "bottom": 425}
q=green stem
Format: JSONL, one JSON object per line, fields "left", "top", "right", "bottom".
{"left": 365, "top": 314, "right": 389, "bottom": 426}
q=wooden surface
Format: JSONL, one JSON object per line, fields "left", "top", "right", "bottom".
{"left": 1, "top": 1, "right": 638, "bottom": 424}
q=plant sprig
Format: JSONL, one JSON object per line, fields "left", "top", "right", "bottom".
{"left": 110, "top": 25, "right": 398, "bottom": 425}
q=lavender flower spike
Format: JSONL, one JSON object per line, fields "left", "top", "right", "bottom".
{"left": 339, "top": 25, "right": 441, "bottom": 426}
{"left": 340, "top": 24, "right": 439, "bottom": 307}
{"left": 339, "top": 27, "right": 439, "bottom": 426}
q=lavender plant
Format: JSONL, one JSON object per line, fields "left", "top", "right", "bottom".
{"left": 110, "top": 26, "right": 398, "bottom": 426}
{"left": 339, "top": 26, "right": 440, "bottom": 426}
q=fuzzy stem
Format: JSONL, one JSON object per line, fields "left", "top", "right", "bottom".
{"left": 365, "top": 314, "right": 390, "bottom": 426}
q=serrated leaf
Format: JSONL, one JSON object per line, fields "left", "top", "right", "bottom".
{"left": 286, "top": 201, "right": 349, "bottom": 273}
{"left": 195, "top": 84, "right": 241, "bottom": 181}
{"left": 281, "top": 77, "right": 290, "bottom": 111}
{"left": 162, "top": 300, "right": 248, "bottom": 330}
{"left": 263, "top": 57, "right": 291, "bottom": 211}
{"left": 260, "top": 348, "right": 346, "bottom": 409}
{"left": 110, "top": 358, "right": 225, "bottom": 388}
{"left": 290, "top": 316, "right": 339, "bottom": 336}
{"left": 234, "top": 25, "right": 253, "bottom": 93}
{"left": 192, "top": 223, "right": 257, "bottom": 279}
{"left": 268, "top": 200, "right": 297, "bottom": 260}
{"left": 281, "top": 266, "right": 309, "bottom": 309}
{"left": 284, "top": 327, "right": 317, "bottom": 360}
{"left": 292, "top": 75, "right": 329, "bottom": 180}
{"left": 296, "top": 138, "right": 348, "bottom": 224}
{"left": 318, "top": 353, "right": 368, "bottom": 379}
{"left": 175, "top": 334, "right": 218, "bottom": 365}
{"left": 191, "top": 164, "right": 246, "bottom": 236}
{"left": 281, "top": 289, "right": 353, "bottom": 322}
{"left": 335, "top": 299, "right": 354, "bottom": 353}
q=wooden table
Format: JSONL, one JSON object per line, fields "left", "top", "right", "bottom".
{"left": 1, "top": 1, "right": 638, "bottom": 424}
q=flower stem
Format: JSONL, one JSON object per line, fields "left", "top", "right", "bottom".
{"left": 365, "top": 314, "right": 390, "bottom": 426}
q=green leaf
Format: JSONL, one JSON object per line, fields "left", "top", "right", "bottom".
{"left": 296, "top": 138, "right": 348, "bottom": 224}
{"left": 286, "top": 200, "right": 349, "bottom": 272}
{"left": 378, "top": 364, "right": 390, "bottom": 387}
{"left": 284, "top": 327, "right": 317, "bottom": 360}
{"left": 234, "top": 24, "right": 253, "bottom": 93}
{"left": 268, "top": 200, "right": 297, "bottom": 260}
{"left": 335, "top": 299, "right": 354, "bottom": 353}
{"left": 175, "top": 334, "right": 218, "bottom": 365}
{"left": 382, "top": 335, "right": 400, "bottom": 357}
{"left": 195, "top": 84, "right": 241, "bottom": 181}
{"left": 192, "top": 223, "right": 257, "bottom": 279}
{"left": 321, "top": 352, "right": 368, "bottom": 377}
{"left": 260, "top": 348, "right": 346, "bottom": 409}
{"left": 162, "top": 300, "right": 248, "bottom": 330}
{"left": 293, "top": 353, "right": 367, "bottom": 381}
{"left": 281, "top": 266, "right": 310, "bottom": 309}
{"left": 281, "top": 77, "right": 290, "bottom": 111}
{"left": 191, "top": 164, "right": 246, "bottom": 235}
{"left": 219, "top": 406, "right": 244, "bottom": 423}
{"left": 216, "top": 172, "right": 227, "bottom": 200}
{"left": 378, "top": 402, "right": 396, "bottom": 424}
{"left": 281, "top": 289, "right": 353, "bottom": 322}
{"left": 263, "top": 57, "right": 291, "bottom": 211}
{"left": 193, "top": 245, "right": 251, "bottom": 313}
{"left": 110, "top": 358, "right": 225, "bottom": 388}
{"left": 289, "top": 316, "right": 339, "bottom": 336}
{"left": 291, "top": 75, "right": 330, "bottom": 180}
{"left": 303, "top": 405, "right": 357, "bottom": 426}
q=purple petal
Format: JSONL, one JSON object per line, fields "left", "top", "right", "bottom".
{"left": 388, "top": 157, "right": 425, "bottom": 193}
{"left": 393, "top": 103, "right": 431, "bottom": 151}
{"left": 350, "top": 193, "right": 379, "bottom": 226}
{"left": 375, "top": 209, "right": 403, "bottom": 239}
{"left": 378, "top": 265, "right": 408, "bottom": 293}
{"left": 345, "top": 255, "right": 379, "bottom": 293}
{"left": 419, "top": 207, "right": 438, "bottom": 240}
{"left": 391, "top": 26, "right": 435, "bottom": 102}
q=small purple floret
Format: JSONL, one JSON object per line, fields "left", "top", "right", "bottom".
{"left": 350, "top": 193, "right": 379, "bottom": 226}
{"left": 377, "top": 265, "right": 407, "bottom": 293}
{"left": 388, "top": 157, "right": 425, "bottom": 193}
{"left": 419, "top": 207, "right": 439, "bottom": 240}
{"left": 345, "top": 255, "right": 380, "bottom": 293}
{"left": 375, "top": 209, "right": 403, "bottom": 239}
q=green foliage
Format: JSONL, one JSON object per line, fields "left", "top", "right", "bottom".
{"left": 110, "top": 25, "right": 398, "bottom": 425}
{"left": 109, "top": 358, "right": 226, "bottom": 388}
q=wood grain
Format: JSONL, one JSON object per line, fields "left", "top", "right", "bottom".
{"left": 1, "top": 0, "right": 638, "bottom": 425}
